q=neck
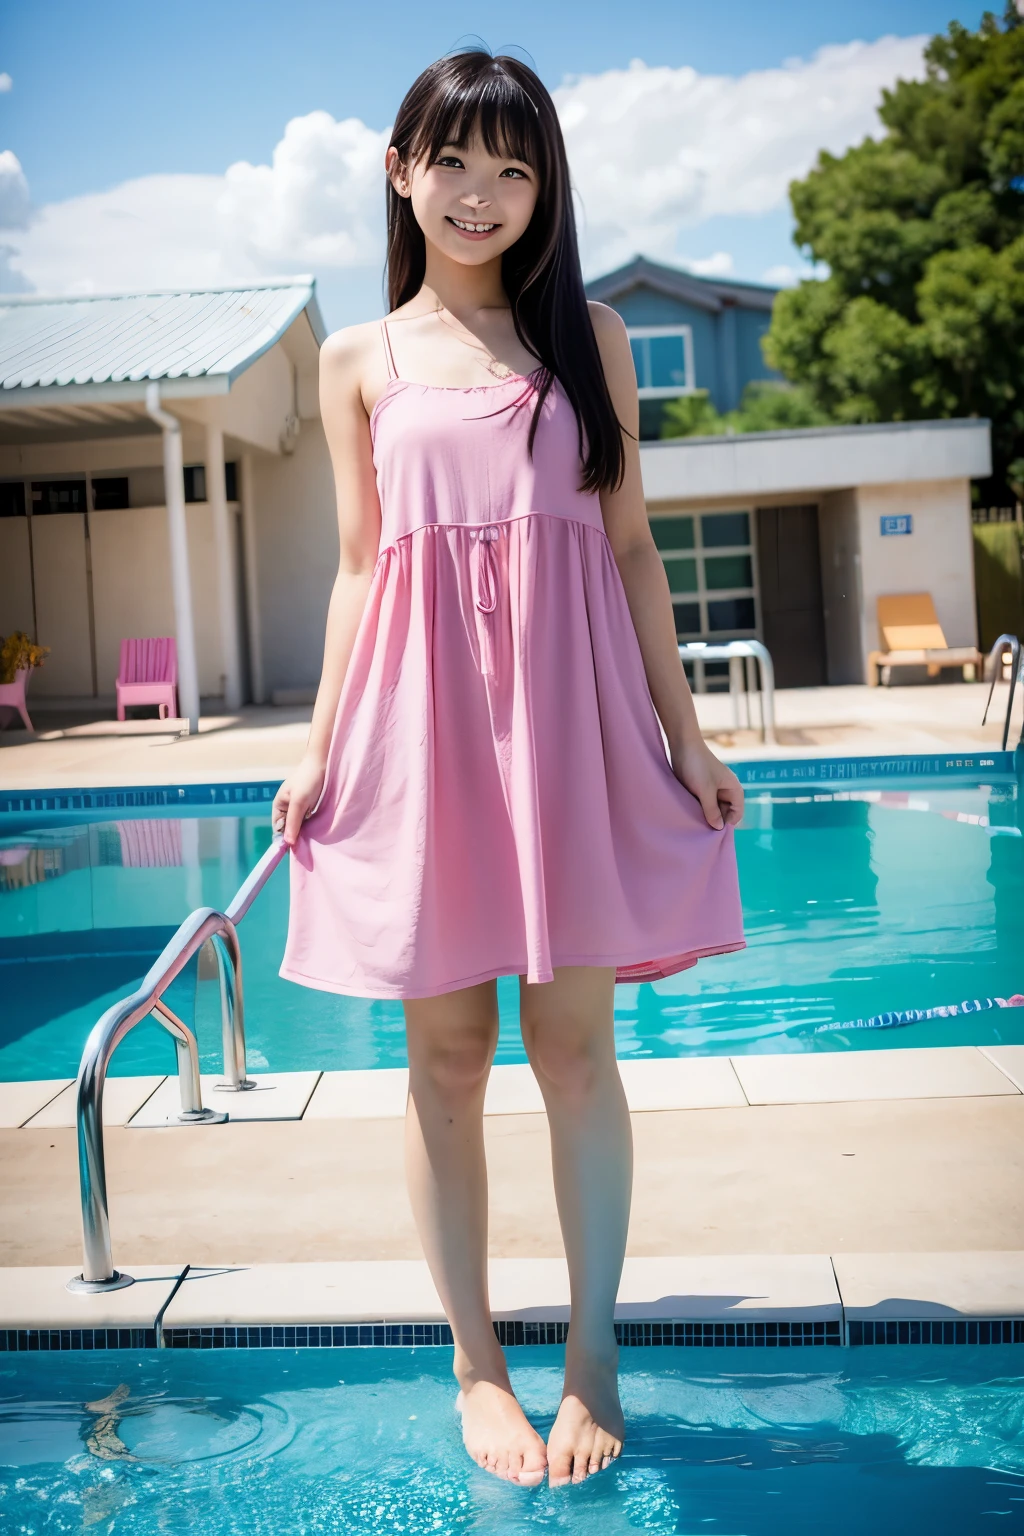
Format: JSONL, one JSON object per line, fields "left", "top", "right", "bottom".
{"left": 416, "top": 242, "right": 508, "bottom": 322}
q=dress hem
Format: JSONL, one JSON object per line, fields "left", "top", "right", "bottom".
{"left": 279, "top": 940, "right": 746, "bottom": 1002}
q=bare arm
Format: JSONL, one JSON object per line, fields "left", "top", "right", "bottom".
{"left": 590, "top": 302, "right": 743, "bottom": 829}
{"left": 273, "top": 327, "right": 383, "bottom": 845}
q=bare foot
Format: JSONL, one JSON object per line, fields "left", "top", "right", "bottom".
{"left": 456, "top": 1376, "right": 548, "bottom": 1486}
{"left": 546, "top": 1353, "right": 625, "bottom": 1486}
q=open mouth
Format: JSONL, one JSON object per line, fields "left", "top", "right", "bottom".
{"left": 446, "top": 216, "right": 500, "bottom": 237}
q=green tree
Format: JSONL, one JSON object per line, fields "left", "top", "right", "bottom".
{"left": 659, "top": 381, "right": 830, "bottom": 439}
{"left": 764, "top": 6, "right": 1024, "bottom": 482}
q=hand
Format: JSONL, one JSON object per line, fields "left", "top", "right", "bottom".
{"left": 272, "top": 757, "right": 327, "bottom": 847}
{"left": 670, "top": 738, "right": 744, "bottom": 830}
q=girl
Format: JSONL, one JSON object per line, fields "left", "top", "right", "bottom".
{"left": 274, "top": 50, "right": 744, "bottom": 1489}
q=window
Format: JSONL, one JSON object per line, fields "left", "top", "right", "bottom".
{"left": 627, "top": 327, "right": 695, "bottom": 398}
{"left": 0, "top": 483, "right": 25, "bottom": 517}
{"left": 31, "top": 480, "right": 86, "bottom": 514}
{"left": 184, "top": 462, "right": 239, "bottom": 503}
{"left": 91, "top": 478, "right": 129, "bottom": 510}
{"left": 651, "top": 509, "right": 758, "bottom": 642}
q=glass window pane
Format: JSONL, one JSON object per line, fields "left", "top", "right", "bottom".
{"left": 704, "top": 554, "right": 753, "bottom": 591}
{"left": 30, "top": 480, "right": 87, "bottom": 514}
{"left": 629, "top": 337, "right": 647, "bottom": 389}
{"left": 650, "top": 516, "right": 694, "bottom": 551}
{"left": 648, "top": 333, "right": 688, "bottom": 389}
{"left": 701, "top": 511, "right": 749, "bottom": 548}
{"left": 672, "top": 601, "right": 701, "bottom": 637}
{"left": 662, "top": 556, "right": 698, "bottom": 593}
{"left": 707, "top": 597, "right": 756, "bottom": 631}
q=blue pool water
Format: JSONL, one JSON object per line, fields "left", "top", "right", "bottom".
{"left": 3, "top": 1347, "right": 1024, "bottom": 1532}
{"left": 1, "top": 759, "right": 1022, "bottom": 1081}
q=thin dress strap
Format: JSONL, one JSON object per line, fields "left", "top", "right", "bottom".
{"left": 380, "top": 320, "right": 399, "bottom": 381}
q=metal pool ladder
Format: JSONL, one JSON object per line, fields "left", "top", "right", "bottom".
{"left": 67, "top": 834, "right": 288, "bottom": 1295}
{"left": 982, "top": 634, "right": 1023, "bottom": 750}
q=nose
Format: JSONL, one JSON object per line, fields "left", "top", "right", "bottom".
{"left": 460, "top": 192, "right": 492, "bottom": 210}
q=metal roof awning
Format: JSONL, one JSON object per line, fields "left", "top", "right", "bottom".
{"left": 0, "top": 279, "right": 326, "bottom": 438}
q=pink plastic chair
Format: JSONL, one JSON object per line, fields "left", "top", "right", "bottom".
{"left": 0, "top": 669, "right": 33, "bottom": 732}
{"left": 116, "top": 637, "right": 179, "bottom": 720}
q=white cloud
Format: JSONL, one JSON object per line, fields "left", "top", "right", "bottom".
{"left": 681, "top": 251, "right": 735, "bottom": 278}
{"left": 0, "top": 74, "right": 11, "bottom": 94}
{"left": 559, "top": 36, "right": 927, "bottom": 273}
{"left": 760, "top": 259, "right": 830, "bottom": 287}
{"left": 0, "top": 35, "right": 925, "bottom": 302}
{"left": 0, "top": 150, "right": 30, "bottom": 229}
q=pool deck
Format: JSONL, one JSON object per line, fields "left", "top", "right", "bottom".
{"left": 0, "top": 679, "right": 1017, "bottom": 787}
{"left": 2, "top": 679, "right": 1023, "bottom": 1336}
{"left": 4, "top": 1048, "right": 1024, "bottom": 1267}
{"left": 2, "top": 1053, "right": 1024, "bottom": 1333}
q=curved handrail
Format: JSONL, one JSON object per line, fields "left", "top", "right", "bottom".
{"left": 982, "top": 634, "right": 1022, "bottom": 751}
{"left": 679, "top": 639, "right": 776, "bottom": 744}
{"left": 69, "top": 834, "right": 288, "bottom": 1291}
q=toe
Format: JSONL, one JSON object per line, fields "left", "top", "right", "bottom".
{"left": 547, "top": 1449, "right": 572, "bottom": 1488}
{"left": 507, "top": 1451, "right": 524, "bottom": 1484}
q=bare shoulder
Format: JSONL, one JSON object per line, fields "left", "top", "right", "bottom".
{"left": 587, "top": 300, "right": 628, "bottom": 345}
{"left": 320, "top": 321, "right": 381, "bottom": 386}
{"left": 588, "top": 301, "right": 631, "bottom": 372}
{"left": 587, "top": 301, "right": 636, "bottom": 413}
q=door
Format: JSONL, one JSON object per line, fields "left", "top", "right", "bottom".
{"left": 756, "top": 504, "right": 827, "bottom": 688}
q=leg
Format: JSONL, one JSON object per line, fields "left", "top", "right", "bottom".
{"left": 404, "top": 981, "right": 547, "bottom": 1485}
{"left": 519, "top": 966, "right": 632, "bottom": 1485}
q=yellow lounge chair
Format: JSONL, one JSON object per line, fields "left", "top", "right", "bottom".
{"left": 867, "top": 593, "right": 981, "bottom": 687}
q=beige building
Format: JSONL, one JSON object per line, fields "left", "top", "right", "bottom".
{"left": 0, "top": 281, "right": 994, "bottom": 721}
{"left": 0, "top": 281, "right": 336, "bottom": 728}
{"left": 640, "top": 419, "right": 991, "bottom": 688}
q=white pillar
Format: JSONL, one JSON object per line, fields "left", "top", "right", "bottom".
{"left": 239, "top": 452, "right": 266, "bottom": 704}
{"left": 145, "top": 383, "right": 199, "bottom": 733}
{"left": 206, "top": 423, "right": 242, "bottom": 711}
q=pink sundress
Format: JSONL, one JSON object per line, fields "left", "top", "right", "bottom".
{"left": 280, "top": 324, "right": 744, "bottom": 999}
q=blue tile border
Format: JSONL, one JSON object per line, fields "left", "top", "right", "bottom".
{"left": 1, "top": 1319, "right": 843, "bottom": 1352}
{"left": 0, "top": 782, "right": 280, "bottom": 816}
{"left": 849, "top": 1318, "right": 1024, "bottom": 1346}
{"left": 0, "top": 1328, "right": 157, "bottom": 1351}
{"left": 732, "top": 751, "right": 1019, "bottom": 788}
{"left": 1, "top": 752, "right": 1019, "bottom": 819}
{"left": 11, "top": 1319, "right": 1024, "bottom": 1351}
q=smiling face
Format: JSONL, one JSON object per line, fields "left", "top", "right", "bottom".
{"left": 387, "top": 132, "right": 539, "bottom": 267}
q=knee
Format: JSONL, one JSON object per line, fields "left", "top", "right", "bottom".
{"left": 410, "top": 1035, "right": 492, "bottom": 1108}
{"left": 526, "top": 1026, "right": 606, "bottom": 1107}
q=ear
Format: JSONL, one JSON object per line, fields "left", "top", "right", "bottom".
{"left": 386, "top": 146, "right": 411, "bottom": 199}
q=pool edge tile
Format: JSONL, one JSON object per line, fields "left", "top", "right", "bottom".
{"left": 980, "top": 1046, "right": 1024, "bottom": 1093}
{"left": 731, "top": 1046, "right": 1020, "bottom": 1106}
{"left": 834, "top": 1251, "right": 1024, "bottom": 1321}
{"left": 23, "top": 1076, "right": 167, "bottom": 1129}
{"left": 128, "top": 1072, "right": 322, "bottom": 1126}
{"left": 0, "top": 1264, "right": 188, "bottom": 1331}
{"left": 0, "top": 1079, "right": 74, "bottom": 1130}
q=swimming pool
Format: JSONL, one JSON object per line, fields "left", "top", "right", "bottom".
{"left": 3, "top": 1345, "right": 1024, "bottom": 1532}
{"left": 2, "top": 752, "right": 1021, "bottom": 1082}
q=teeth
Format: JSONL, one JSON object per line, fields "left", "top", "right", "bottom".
{"left": 451, "top": 217, "right": 497, "bottom": 232}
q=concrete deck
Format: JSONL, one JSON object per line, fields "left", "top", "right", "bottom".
{"left": 0, "top": 680, "right": 1017, "bottom": 787}
{"left": 5, "top": 1088, "right": 1024, "bottom": 1271}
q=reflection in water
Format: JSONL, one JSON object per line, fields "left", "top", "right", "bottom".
{"left": 2, "top": 780, "right": 1023, "bottom": 1078}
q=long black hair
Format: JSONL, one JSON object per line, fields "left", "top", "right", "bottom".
{"left": 385, "top": 50, "right": 626, "bottom": 494}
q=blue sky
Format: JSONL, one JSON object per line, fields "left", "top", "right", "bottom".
{"left": 0, "top": 1, "right": 988, "bottom": 327}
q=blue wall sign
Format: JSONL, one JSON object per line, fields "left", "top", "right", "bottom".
{"left": 880, "top": 514, "right": 913, "bottom": 536}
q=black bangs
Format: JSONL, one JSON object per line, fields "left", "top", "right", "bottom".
{"left": 410, "top": 70, "right": 545, "bottom": 174}
{"left": 385, "top": 51, "right": 627, "bottom": 495}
